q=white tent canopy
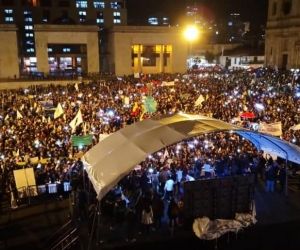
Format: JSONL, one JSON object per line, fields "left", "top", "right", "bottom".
{"left": 83, "top": 113, "right": 300, "bottom": 200}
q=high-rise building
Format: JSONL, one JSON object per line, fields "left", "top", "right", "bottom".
{"left": 0, "top": 0, "right": 127, "bottom": 74}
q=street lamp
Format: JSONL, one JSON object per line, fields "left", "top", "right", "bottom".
{"left": 184, "top": 26, "right": 199, "bottom": 69}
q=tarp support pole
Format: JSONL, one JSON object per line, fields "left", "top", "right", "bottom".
{"left": 285, "top": 156, "right": 288, "bottom": 196}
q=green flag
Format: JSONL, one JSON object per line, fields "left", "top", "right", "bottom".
{"left": 72, "top": 134, "right": 93, "bottom": 147}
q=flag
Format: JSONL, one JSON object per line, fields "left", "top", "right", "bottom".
{"left": 42, "top": 116, "right": 46, "bottom": 123}
{"left": 13, "top": 149, "right": 19, "bottom": 157}
{"left": 163, "top": 148, "right": 169, "bottom": 159}
{"left": 124, "top": 97, "right": 130, "bottom": 105}
{"left": 48, "top": 116, "right": 51, "bottom": 124}
{"left": 69, "top": 109, "right": 83, "bottom": 131}
{"left": 63, "top": 114, "right": 66, "bottom": 120}
{"left": 4, "top": 115, "right": 9, "bottom": 120}
{"left": 16, "top": 110, "right": 23, "bottom": 119}
{"left": 75, "top": 83, "right": 79, "bottom": 91}
{"left": 71, "top": 134, "right": 93, "bottom": 146}
{"left": 54, "top": 103, "right": 64, "bottom": 119}
{"left": 139, "top": 112, "right": 145, "bottom": 121}
{"left": 195, "top": 95, "right": 205, "bottom": 107}
{"left": 20, "top": 104, "right": 24, "bottom": 110}
{"left": 134, "top": 73, "right": 140, "bottom": 78}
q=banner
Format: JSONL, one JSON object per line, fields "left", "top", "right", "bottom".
{"left": 258, "top": 122, "right": 282, "bottom": 136}
{"left": 161, "top": 81, "right": 175, "bottom": 86}
{"left": 72, "top": 134, "right": 93, "bottom": 146}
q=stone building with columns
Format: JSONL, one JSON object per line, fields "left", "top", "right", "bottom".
{"left": 0, "top": 0, "right": 187, "bottom": 78}
{"left": 265, "top": 0, "right": 300, "bottom": 69}
{"left": 0, "top": 24, "right": 187, "bottom": 78}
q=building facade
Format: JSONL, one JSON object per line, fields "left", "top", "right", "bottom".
{"left": 102, "top": 26, "right": 187, "bottom": 75}
{"left": 0, "top": 0, "right": 187, "bottom": 78}
{"left": 0, "top": 0, "right": 127, "bottom": 77}
{"left": 265, "top": 0, "right": 300, "bottom": 69}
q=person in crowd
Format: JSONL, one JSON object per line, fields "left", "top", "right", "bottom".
{"left": 177, "top": 197, "right": 184, "bottom": 227}
{"left": 203, "top": 160, "right": 212, "bottom": 179}
{"left": 151, "top": 193, "right": 164, "bottom": 231}
{"left": 151, "top": 169, "right": 159, "bottom": 193}
{"left": 265, "top": 159, "right": 276, "bottom": 193}
{"left": 159, "top": 167, "right": 169, "bottom": 194}
{"left": 164, "top": 176, "right": 174, "bottom": 202}
{"left": 167, "top": 198, "right": 179, "bottom": 230}
{"left": 140, "top": 203, "right": 153, "bottom": 234}
{"left": 278, "top": 162, "right": 287, "bottom": 192}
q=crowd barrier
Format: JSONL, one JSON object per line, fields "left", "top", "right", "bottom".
{"left": 16, "top": 182, "right": 71, "bottom": 205}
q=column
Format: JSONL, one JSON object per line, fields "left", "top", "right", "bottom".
{"left": 159, "top": 45, "right": 164, "bottom": 73}
{"left": 86, "top": 32, "right": 100, "bottom": 74}
{"left": 34, "top": 32, "right": 49, "bottom": 75}
{"left": 0, "top": 30, "right": 19, "bottom": 78}
{"left": 137, "top": 45, "right": 142, "bottom": 73}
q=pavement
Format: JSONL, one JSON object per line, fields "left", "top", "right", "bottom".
{"left": 1, "top": 180, "right": 300, "bottom": 250}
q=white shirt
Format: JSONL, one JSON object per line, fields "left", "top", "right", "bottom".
{"left": 164, "top": 179, "right": 174, "bottom": 191}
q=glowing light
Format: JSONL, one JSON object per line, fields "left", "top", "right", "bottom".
{"left": 184, "top": 26, "right": 199, "bottom": 41}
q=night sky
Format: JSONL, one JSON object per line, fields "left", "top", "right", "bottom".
{"left": 127, "top": 0, "right": 269, "bottom": 27}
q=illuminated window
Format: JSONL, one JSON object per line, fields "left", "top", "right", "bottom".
{"left": 47, "top": 47, "right": 53, "bottom": 52}
{"left": 25, "top": 25, "right": 33, "bottom": 30}
{"left": 148, "top": 17, "right": 158, "bottom": 25}
{"left": 111, "top": 2, "right": 121, "bottom": 9}
{"left": 4, "top": 9, "right": 13, "bottom": 22}
{"left": 25, "top": 33, "right": 34, "bottom": 37}
{"left": 96, "top": 11, "right": 104, "bottom": 23}
{"left": 162, "top": 17, "right": 169, "bottom": 25}
{"left": 63, "top": 47, "right": 71, "bottom": 53}
{"left": 76, "top": 1, "right": 88, "bottom": 8}
{"left": 5, "top": 17, "right": 13, "bottom": 22}
{"left": 26, "top": 48, "right": 35, "bottom": 52}
{"left": 79, "top": 11, "right": 86, "bottom": 22}
{"left": 113, "top": 11, "right": 121, "bottom": 23}
{"left": 94, "top": 1, "right": 105, "bottom": 8}
{"left": 26, "top": 40, "right": 34, "bottom": 45}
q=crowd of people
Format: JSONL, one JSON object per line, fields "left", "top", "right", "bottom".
{"left": 0, "top": 68, "right": 299, "bottom": 240}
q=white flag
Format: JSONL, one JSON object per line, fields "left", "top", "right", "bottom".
{"left": 69, "top": 109, "right": 83, "bottom": 131}
{"left": 54, "top": 103, "right": 64, "bottom": 119}
{"left": 195, "top": 95, "right": 205, "bottom": 107}
{"left": 16, "top": 110, "right": 23, "bottom": 119}
{"left": 48, "top": 116, "right": 51, "bottom": 124}
{"left": 42, "top": 116, "right": 46, "bottom": 123}
{"left": 20, "top": 104, "right": 24, "bottom": 110}
{"left": 4, "top": 115, "right": 9, "bottom": 120}
{"left": 163, "top": 148, "right": 169, "bottom": 159}
{"left": 75, "top": 83, "right": 79, "bottom": 91}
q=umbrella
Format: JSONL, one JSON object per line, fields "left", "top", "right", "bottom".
{"left": 240, "top": 112, "right": 255, "bottom": 118}
{"left": 289, "top": 124, "right": 300, "bottom": 130}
